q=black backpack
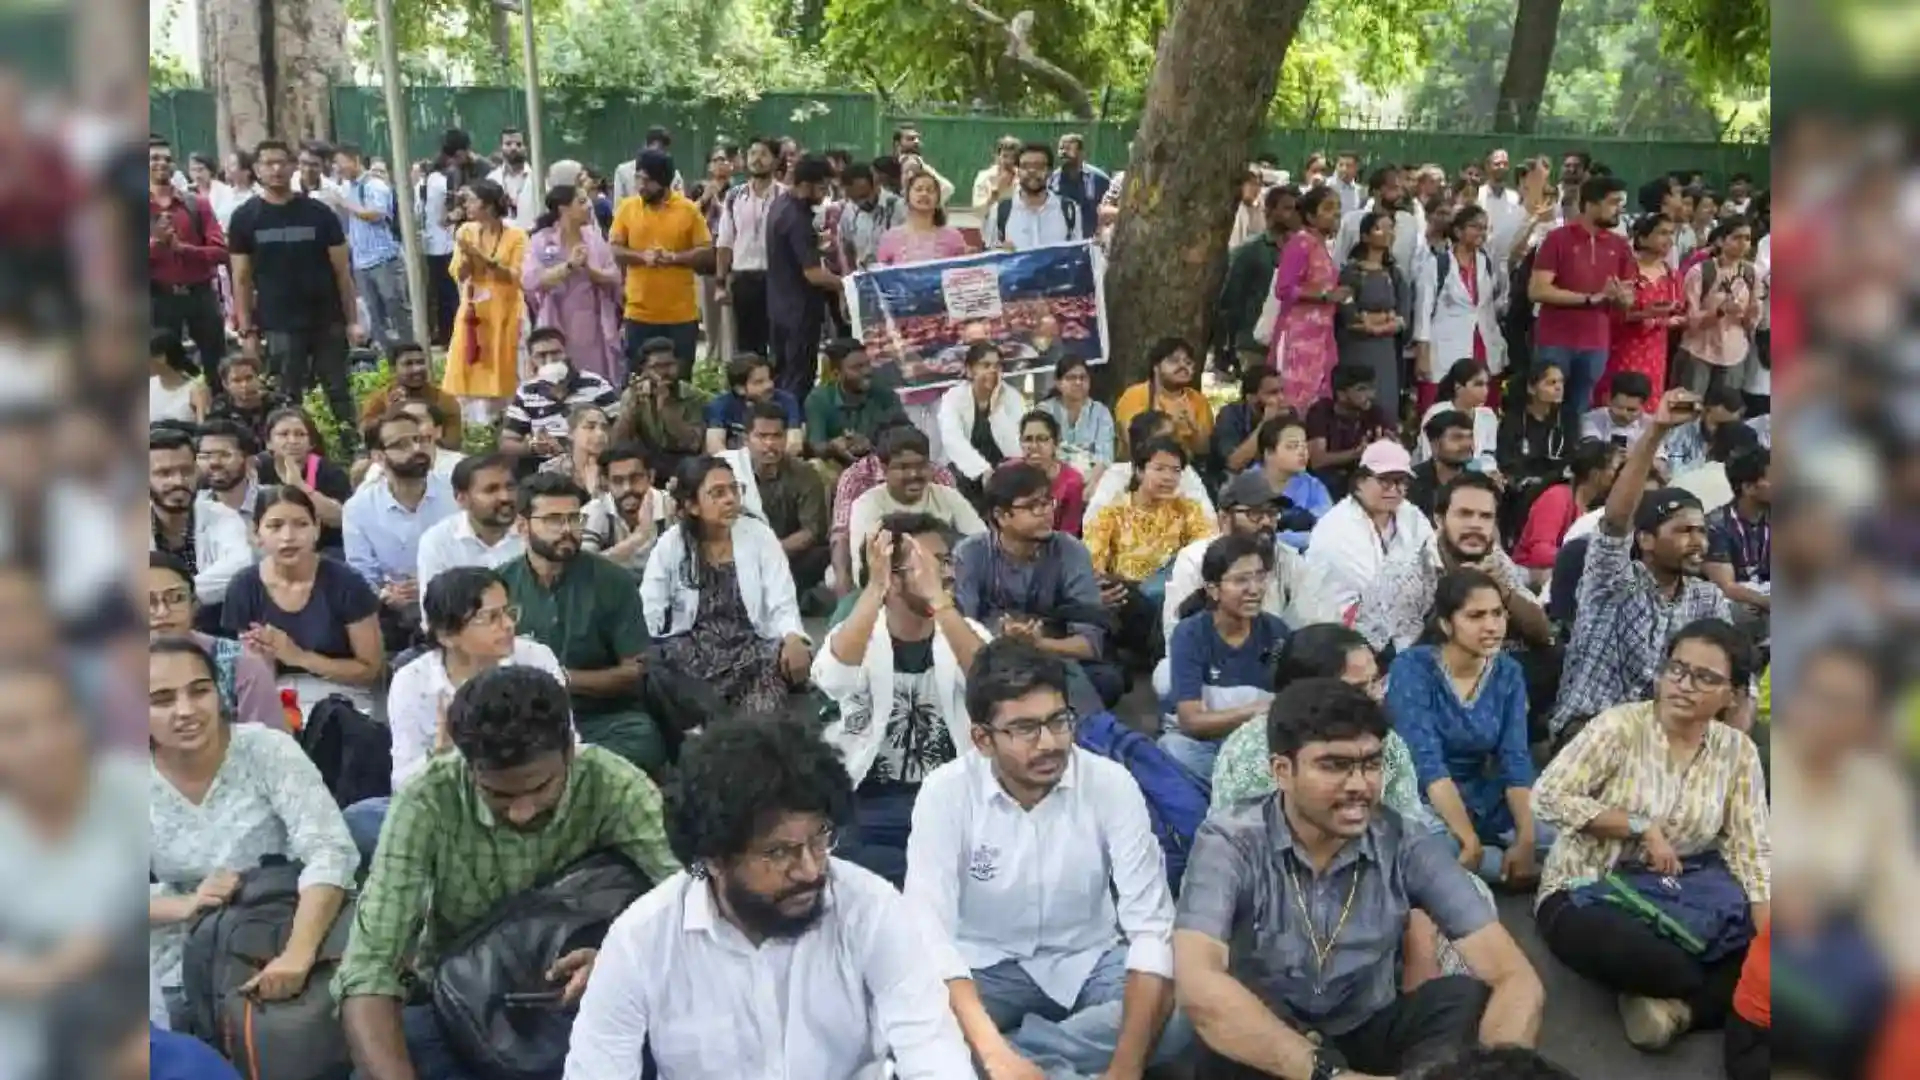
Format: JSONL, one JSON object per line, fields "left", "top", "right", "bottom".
{"left": 430, "top": 850, "right": 655, "bottom": 1080}
{"left": 996, "top": 194, "right": 1079, "bottom": 243}
{"left": 296, "top": 695, "right": 391, "bottom": 809}
{"left": 1429, "top": 245, "right": 1492, "bottom": 320}
{"left": 179, "top": 860, "right": 357, "bottom": 1080}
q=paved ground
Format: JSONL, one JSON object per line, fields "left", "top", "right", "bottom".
{"left": 795, "top": 615, "right": 1725, "bottom": 1078}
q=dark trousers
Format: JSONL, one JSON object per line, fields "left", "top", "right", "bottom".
{"left": 729, "top": 270, "right": 772, "bottom": 358}
{"left": 265, "top": 324, "right": 357, "bottom": 450}
{"left": 770, "top": 313, "right": 824, "bottom": 400}
{"left": 788, "top": 543, "right": 831, "bottom": 594}
{"left": 1196, "top": 975, "right": 1490, "bottom": 1078}
{"left": 151, "top": 281, "right": 227, "bottom": 373}
{"left": 623, "top": 319, "right": 700, "bottom": 382}
{"left": 426, "top": 252, "right": 458, "bottom": 346}
{"left": 1724, "top": 1013, "right": 1767, "bottom": 1080}
{"left": 1536, "top": 889, "right": 1745, "bottom": 1030}
{"left": 838, "top": 784, "right": 918, "bottom": 888}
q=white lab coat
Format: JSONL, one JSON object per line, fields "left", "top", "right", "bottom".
{"left": 1300, "top": 497, "right": 1435, "bottom": 622}
{"left": 641, "top": 515, "right": 807, "bottom": 643}
{"left": 1411, "top": 246, "right": 1510, "bottom": 376}
{"left": 935, "top": 382, "right": 1026, "bottom": 482}
{"left": 812, "top": 615, "right": 988, "bottom": 789}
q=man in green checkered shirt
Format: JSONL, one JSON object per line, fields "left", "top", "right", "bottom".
{"left": 335, "top": 665, "right": 679, "bottom": 1080}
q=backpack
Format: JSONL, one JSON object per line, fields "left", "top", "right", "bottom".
{"left": 179, "top": 860, "right": 356, "bottom": 1080}
{"left": 1698, "top": 257, "right": 1756, "bottom": 303}
{"left": 1074, "top": 711, "right": 1209, "bottom": 894}
{"left": 430, "top": 850, "right": 654, "bottom": 1080}
{"left": 295, "top": 695, "right": 391, "bottom": 809}
{"left": 995, "top": 194, "right": 1078, "bottom": 245}
{"left": 353, "top": 176, "right": 405, "bottom": 243}
{"left": 1428, "top": 246, "right": 1493, "bottom": 320}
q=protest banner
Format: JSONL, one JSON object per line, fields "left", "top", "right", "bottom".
{"left": 842, "top": 241, "right": 1109, "bottom": 391}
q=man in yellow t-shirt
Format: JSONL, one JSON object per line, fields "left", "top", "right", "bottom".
{"left": 1113, "top": 335, "right": 1214, "bottom": 460}
{"left": 609, "top": 149, "right": 712, "bottom": 382}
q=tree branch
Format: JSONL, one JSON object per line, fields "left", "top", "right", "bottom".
{"left": 948, "top": 1, "right": 1096, "bottom": 120}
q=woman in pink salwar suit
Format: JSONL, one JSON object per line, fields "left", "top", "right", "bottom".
{"left": 520, "top": 184, "right": 624, "bottom": 383}
{"left": 1269, "top": 187, "right": 1351, "bottom": 408}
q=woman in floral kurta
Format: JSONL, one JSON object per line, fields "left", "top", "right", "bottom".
{"left": 1270, "top": 187, "right": 1350, "bottom": 408}
{"left": 1600, "top": 214, "right": 1685, "bottom": 405}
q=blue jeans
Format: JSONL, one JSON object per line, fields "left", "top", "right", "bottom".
{"left": 1434, "top": 817, "right": 1558, "bottom": 884}
{"left": 351, "top": 1004, "right": 480, "bottom": 1080}
{"left": 973, "top": 945, "right": 1191, "bottom": 1078}
{"left": 836, "top": 786, "right": 918, "bottom": 889}
{"left": 1157, "top": 730, "right": 1219, "bottom": 783}
{"left": 1535, "top": 345, "right": 1608, "bottom": 435}
{"left": 344, "top": 796, "right": 391, "bottom": 863}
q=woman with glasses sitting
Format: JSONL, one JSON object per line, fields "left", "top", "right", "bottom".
{"left": 1532, "top": 618, "right": 1770, "bottom": 1053}
{"left": 1014, "top": 409, "right": 1086, "bottom": 536}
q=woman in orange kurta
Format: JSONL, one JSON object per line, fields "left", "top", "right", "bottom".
{"left": 443, "top": 179, "right": 527, "bottom": 416}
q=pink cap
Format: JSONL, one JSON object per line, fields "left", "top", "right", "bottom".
{"left": 1358, "top": 439, "right": 1413, "bottom": 477}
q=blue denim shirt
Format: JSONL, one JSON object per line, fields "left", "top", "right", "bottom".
{"left": 342, "top": 476, "right": 459, "bottom": 589}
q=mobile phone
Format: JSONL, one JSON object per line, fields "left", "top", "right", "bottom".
{"left": 502, "top": 990, "right": 566, "bottom": 1008}
{"left": 1610, "top": 434, "right": 1629, "bottom": 448}
{"left": 1670, "top": 398, "right": 1700, "bottom": 416}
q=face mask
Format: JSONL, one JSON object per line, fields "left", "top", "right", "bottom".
{"left": 538, "top": 361, "right": 569, "bottom": 384}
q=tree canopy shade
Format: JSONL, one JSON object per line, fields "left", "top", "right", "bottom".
{"left": 1651, "top": 0, "right": 1771, "bottom": 91}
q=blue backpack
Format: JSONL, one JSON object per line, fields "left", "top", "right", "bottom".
{"left": 1075, "top": 711, "right": 1210, "bottom": 893}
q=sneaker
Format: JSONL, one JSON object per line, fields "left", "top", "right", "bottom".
{"left": 1618, "top": 994, "right": 1691, "bottom": 1050}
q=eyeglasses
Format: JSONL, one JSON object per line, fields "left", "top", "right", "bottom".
{"left": 1367, "top": 474, "right": 1410, "bottom": 491}
{"left": 1220, "top": 571, "right": 1271, "bottom": 590}
{"left": 471, "top": 603, "right": 521, "bottom": 629}
{"left": 529, "top": 512, "right": 588, "bottom": 530}
{"left": 1661, "top": 658, "right": 1731, "bottom": 691}
{"left": 1231, "top": 507, "right": 1278, "bottom": 526}
{"left": 990, "top": 708, "right": 1078, "bottom": 744}
{"left": 1309, "top": 753, "right": 1387, "bottom": 780}
{"left": 700, "top": 482, "right": 746, "bottom": 500}
{"left": 148, "top": 588, "right": 191, "bottom": 613}
{"left": 1009, "top": 495, "right": 1056, "bottom": 514}
{"left": 753, "top": 826, "right": 840, "bottom": 874}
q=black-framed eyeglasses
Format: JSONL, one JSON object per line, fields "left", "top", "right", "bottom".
{"left": 148, "top": 588, "right": 191, "bottom": 613}
{"left": 990, "top": 708, "right": 1078, "bottom": 744}
{"left": 1661, "top": 658, "right": 1731, "bottom": 691}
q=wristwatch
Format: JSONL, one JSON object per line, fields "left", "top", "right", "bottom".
{"left": 1310, "top": 1049, "right": 1348, "bottom": 1080}
{"left": 1626, "top": 812, "right": 1651, "bottom": 839}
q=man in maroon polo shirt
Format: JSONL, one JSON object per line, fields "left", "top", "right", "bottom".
{"left": 1527, "top": 175, "right": 1636, "bottom": 437}
{"left": 149, "top": 137, "right": 229, "bottom": 373}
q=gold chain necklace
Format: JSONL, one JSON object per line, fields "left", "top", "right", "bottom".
{"left": 1281, "top": 855, "right": 1363, "bottom": 993}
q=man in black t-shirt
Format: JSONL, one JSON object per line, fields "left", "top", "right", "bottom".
{"left": 229, "top": 138, "right": 363, "bottom": 451}
{"left": 765, "top": 154, "right": 842, "bottom": 401}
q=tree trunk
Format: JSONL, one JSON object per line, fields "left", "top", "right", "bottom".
{"left": 488, "top": 4, "right": 515, "bottom": 74}
{"left": 205, "top": 0, "right": 345, "bottom": 158}
{"left": 1100, "top": 0, "right": 1310, "bottom": 391}
{"left": 1494, "top": 0, "right": 1565, "bottom": 133}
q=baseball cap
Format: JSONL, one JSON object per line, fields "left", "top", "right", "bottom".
{"left": 1219, "top": 471, "right": 1282, "bottom": 510}
{"left": 1357, "top": 440, "right": 1413, "bottom": 477}
{"left": 1634, "top": 487, "right": 1704, "bottom": 533}
{"left": 640, "top": 336, "right": 677, "bottom": 358}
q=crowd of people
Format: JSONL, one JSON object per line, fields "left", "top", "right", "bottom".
{"left": 142, "top": 125, "right": 1818, "bottom": 1080}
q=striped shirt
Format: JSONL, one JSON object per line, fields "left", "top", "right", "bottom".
{"left": 342, "top": 175, "right": 402, "bottom": 271}
{"left": 502, "top": 370, "right": 623, "bottom": 445}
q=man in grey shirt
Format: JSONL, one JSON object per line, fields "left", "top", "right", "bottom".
{"left": 1171, "top": 679, "right": 1544, "bottom": 1080}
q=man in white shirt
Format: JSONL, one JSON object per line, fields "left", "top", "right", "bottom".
{"left": 1479, "top": 148, "right": 1526, "bottom": 259}
{"left": 715, "top": 136, "right": 786, "bottom": 359}
{"left": 983, "top": 143, "right": 1084, "bottom": 252}
{"left": 847, "top": 427, "right": 987, "bottom": 583}
{"left": 486, "top": 126, "right": 541, "bottom": 231}
{"left": 148, "top": 426, "right": 252, "bottom": 618}
{"left": 1328, "top": 150, "right": 1365, "bottom": 215}
{"left": 414, "top": 452, "right": 524, "bottom": 597}
{"left": 907, "top": 639, "right": 1184, "bottom": 1079}
{"left": 564, "top": 717, "right": 975, "bottom": 1080}
{"left": 1334, "top": 166, "right": 1421, "bottom": 270}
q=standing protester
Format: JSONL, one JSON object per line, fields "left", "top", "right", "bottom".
{"left": 1048, "top": 132, "right": 1112, "bottom": 231}
{"left": 485, "top": 126, "right": 540, "bottom": 231}
{"left": 766, "top": 154, "right": 842, "bottom": 401}
{"left": 442, "top": 179, "right": 527, "bottom": 421}
{"left": 714, "top": 135, "right": 786, "bottom": 360}
{"left": 331, "top": 143, "right": 414, "bottom": 355}
{"left": 227, "top": 139, "right": 363, "bottom": 453}
{"left": 984, "top": 142, "right": 1083, "bottom": 252}
{"left": 522, "top": 184, "right": 624, "bottom": 384}
{"left": 420, "top": 129, "right": 479, "bottom": 346}
{"left": 1527, "top": 176, "right": 1637, "bottom": 435}
{"left": 610, "top": 149, "right": 711, "bottom": 378}
{"left": 149, "top": 137, "right": 228, "bottom": 375}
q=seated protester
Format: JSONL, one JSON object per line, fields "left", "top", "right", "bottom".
{"left": 499, "top": 327, "right": 623, "bottom": 467}
{"left": 1495, "top": 364, "right": 1571, "bottom": 519}
{"left": 1407, "top": 408, "right": 1480, "bottom": 519}
{"left": 1725, "top": 919, "right": 1769, "bottom": 1080}
{"left": 846, "top": 425, "right": 986, "bottom": 587}
{"left": 581, "top": 442, "right": 675, "bottom": 577}
{"left": 907, "top": 640, "right": 1185, "bottom": 1078}
{"left": 1016, "top": 408, "right": 1087, "bottom": 536}
{"left": 344, "top": 409, "right": 460, "bottom": 649}
{"left": 194, "top": 419, "right": 263, "bottom": 523}
{"left": 815, "top": 517, "right": 984, "bottom": 888}
{"left": 534, "top": 402, "right": 614, "bottom": 498}
{"left": 1163, "top": 472, "right": 1314, "bottom": 645}
{"left": 704, "top": 352, "right": 802, "bottom": 454}
{"left": 1547, "top": 389, "right": 1730, "bottom": 748}
{"left": 206, "top": 351, "right": 290, "bottom": 449}
{"left": 831, "top": 418, "right": 962, "bottom": 594}
{"left": 643, "top": 456, "right": 813, "bottom": 718}
{"left": 1668, "top": 419, "right": 1761, "bottom": 516}
{"left": 148, "top": 426, "right": 251, "bottom": 627}
{"left": 1533, "top": 619, "right": 1769, "bottom": 1052}
{"left": 358, "top": 398, "right": 465, "bottom": 490}
{"left": 1658, "top": 384, "right": 1747, "bottom": 477}
{"left": 222, "top": 487, "right": 384, "bottom": 715}
{"left": 148, "top": 637, "right": 357, "bottom": 1025}
{"left": 357, "top": 341, "right": 465, "bottom": 450}
{"left": 1414, "top": 360, "right": 1501, "bottom": 474}
{"left": 1173, "top": 678, "right": 1545, "bottom": 1080}
{"left": 147, "top": 552, "right": 283, "bottom": 731}
{"left": 1704, "top": 447, "right": 1771, "bottom": 629}
{"left": 1159, "top": 533, "right": 1290, "bottom": 781}
{"left": 737, "top": 401, "right": 832, "bottom": 596}
{"left": 1113, "top": 335, "right": 1213, "bottom": 461}
{"left": 1304, "top": 362, "right": 1398, "bottom": 500}
{"left": 1387, "top": 568, "right": 1552, "bottom": 887}
{"left": 563, "top": 718, "right": 973, "bottom": 1079}
{"left": 255, "top": 407, "right": 353, "bottom": 552}
{"left": 1357, "top": 472, "right": 1547, "bottom": 656}
{"left": 1513, "top": 438, "right": 1616, "bottom": 584}
{"left": 1036, "top": 354, "right": 1117, "bottom": 479}
{"left": 1087, "top": 410, "right": 1216, "bottom": 521}
{"left": 1302, "top": 439, "right": 1435, "bottom": 623}
{"left": 1083, "top": 436, "right": 1217, "bottom": 651}
{"left": 807, "top": 337, "right": 905, "bottom": 469}
{"left": 1580, "top": 370, "right": 1662, "bottom": 471}
{"left": 414, "top": 452, "right": 525, "bottom": 595}
{"left": 935, "top": 340, "right": 1027, "bottom": 503}
{"left": 1212, "top": 366, "right": 1290, "bottom": 477}
{"left": 955, "top": 463, "right": 1119, "bottom": 712}
{"left": 337, "top": 666, "right": 679, "bottom": 1080}
{"left": 499, "top": 474, "right": 663, "bottom": 772}
{"left": 610, "top": 335, "right": 711, "bottom": 484}
{"left": 1246, "top": 413, "right": 1332, "bottom": 552}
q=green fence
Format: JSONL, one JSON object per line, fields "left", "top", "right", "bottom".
{"left": 150, "top": 87, "right": 1771, "bottom": 187}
